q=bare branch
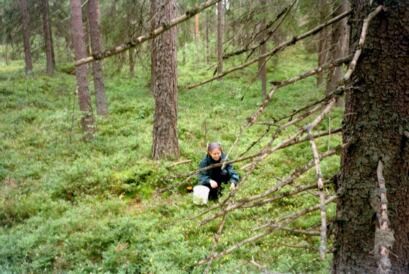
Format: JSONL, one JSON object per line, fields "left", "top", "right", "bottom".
{"left": 186, "top": 10, "right": 351, "bottom": 90}
{"left": 197, "top": 196, "right": 337, "bottom": 266}
{"left": 344, "top": 5, "right": 385, "bottom": 81}
{"left": 306, "top": 128, "right": 327, "bottom": 260}
{"left": 74, "top": 0, "right": 221, "bottom": 66}
{"left": 376, "top": 160, "right": 394, "bottom": 274}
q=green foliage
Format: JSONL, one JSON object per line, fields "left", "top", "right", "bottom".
{"left": 0, "top": 37, "right": 344, "bottom": 273}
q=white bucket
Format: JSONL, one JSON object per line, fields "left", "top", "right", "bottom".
{"left": 193, "top": 185, "right": 210, "bottom": 205}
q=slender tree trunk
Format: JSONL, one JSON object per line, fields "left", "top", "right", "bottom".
{"left": 316, "top": 0, "right": 329, "bottom": 86}
{"left": 326, "top": 0, "right": 350, "bottom": 97}
{"left": 333, "top": 1, "right": 409, "bottom": 273}
{"left": 87, "top": 0, "right": 108, "bottom": 116}
{"left": 205, "top": 9, "right": 210, "bottom": 63}
{"left": 216, "top": 0, "right": 225, "bottom": 75}
{"left": 258, "top": 0, "right": 267, "bottom": 98}
{"left": 150, "top": 0, "right": 156, "bottom": 91}
{"left": 70, "top": 0, "right": 95, "bottom": 140}
{"left": 41, "top": 0, "right": 55, "bottom": 75}
{"left": 151, "top": 0, "right": 180, "bottom": 159}
{"left": 129, "top": 47, "right": 135, "bottom": 77}
{"left": 194, "top": 14, "right": 200, "bottom": 39}
{"left": 18, "top": 0, "right": 33, "bottom": 75}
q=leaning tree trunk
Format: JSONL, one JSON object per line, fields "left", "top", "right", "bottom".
{"left": 151, "top": 0, "right": 180, "bottom": 160}
{"left": 216, "top": 0, "right": 224, "bottom": 75}
{"left": 70, "top": 0, "right": 95, "bottom": 140}
{"left": 333, "top": 1, "right": 409, "bottom": 273}
{"left": 18, "top": 0, "right": 33, "bottom": 75}
{"left": 87, "top": 0, "right": 108, "bottom": 116}
{"left": 41, "top": 0, "right": 55, "bottom": 75}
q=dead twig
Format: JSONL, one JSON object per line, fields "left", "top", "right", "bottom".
{"left": 187, "top": 10, "right": 351, "bottom": 90}
{"left": 75, "top": 0, "right": 221, "bottom": 66}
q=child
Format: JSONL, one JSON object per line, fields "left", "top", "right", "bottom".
{"left": 197, "top": 142, "right": 240, "bottom": 200}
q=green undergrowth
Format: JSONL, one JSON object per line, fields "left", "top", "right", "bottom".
{"left": 0, "top": 44, "right": 343, "bottom": 273}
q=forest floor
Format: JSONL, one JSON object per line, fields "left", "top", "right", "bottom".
{"left": 0, "top": 47, "right": 343, "bottom": 273}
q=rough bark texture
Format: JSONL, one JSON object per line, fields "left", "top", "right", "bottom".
{"left": 18, "top": 0, "right": 33, "bottom": 75}
{"left": 333, "top": 1, "right": 409, "bottom": 273}
{"left": 70, "top": 0, "right": 95, "bottom": 140}
{"left": 151, "top": 0, "right": 180, "bottom": 159}
{"left": 88, "top": 0, "right": 108, "bottom": 116}
{"left": 216, "top": 0, "right": 224, "bottom": 74}
{"left": 41, "top": 0, "right": 55, "bottom": 75}
{"left": 326, "top": 0, "right": 350, "bottom": 96}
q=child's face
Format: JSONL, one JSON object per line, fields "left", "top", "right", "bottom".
{"left": 209, "top": 148, "right": 222, "bottom": 161}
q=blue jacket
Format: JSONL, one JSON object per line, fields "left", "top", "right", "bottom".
{"left": 198, "top": 153, "right": 240, "bottom": 187}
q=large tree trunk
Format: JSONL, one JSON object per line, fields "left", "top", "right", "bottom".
{"left": 151, "top": 0, "right": 180, "bottom": 160}
{"left": 87, "top": 0, "right": 108, "bottom": 116}
{"left": 333, "top": 1, "right": 409, "bottom": 273}
{"left": 41, "top": 0, "right": 55, "bottom": 75}
{"left": 326, "top": 0, "right": 350, "bottom": 96}
{"left": 18, "top": 0, "right": 33, "bottom": 75}
{"left": 216, "top": 0, "right": 224, "bottom": 75}
{"left": 70, "top": 0, "right": 95, "bottom": 140}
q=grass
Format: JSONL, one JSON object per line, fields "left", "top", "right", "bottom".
{"left": 0, "top": 43, "right": 343, "bottom": 273}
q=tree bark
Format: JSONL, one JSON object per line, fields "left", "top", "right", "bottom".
{"left": 151, "top": 0, "right": 180, "bottom": 159}
{"left": 18, "top": 0, "right": 33, "bottom": 75}
{"left": 333, "top": 1, "right": 409, "bottom": 273}
{"left": 129, "top": 47, "right": 135, "bottom": 77}
{"left": 150, "top": 0, "right": 156, "bottom": 91}
{"left": 87, "top": 0, "right": 108, "bottom": 116}
{"left": 326, "top": 0, "right": 350, "bottom": 97}
{"left": 216, "top": 0, "right": 225, "bottom": 75}
{"left": 258, "top": 0, "right": 267, "bottom": 98}
{"left": 41, "top": 0, "right": 55, "bottom": 75}
{"left": 316, "top": 0, "right": 329, "bottom": 86}
{"left": 70, "top": 0, "right": 95, "bottom": 140}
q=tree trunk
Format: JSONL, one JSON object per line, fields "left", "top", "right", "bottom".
{"left": 194, "top": 14, "right": 200, "bottom": 39}
{"left": 18, "top": 0, "right": 33, "bottom": 75}
{"left": 70, "top": 0, "right": 95, "bottom": 140}
{"left": 150, "top": 0, "right": 156, "bottom": 91}
{"left": 151, "top": 0, "right": 180, "bottom": 160}
{"left": 216, "top": 0, "right": 224, "bottom": 75}
{"left": 129, "top": 47, "right": 135, "bottom": 77}
{"left": 326, "top": 0, "right": 350, "bottom": 97}
{"left": 87, "top": 0, "right": 108, "bottom": 116}
{"left": 258, "top": 0, "right": 267, "bottom": 98}
{"left": 41, "top": 0, "right": 55, "bottom": 75}
{"left": 205, "top": 9, "right": 210, "bottom": 63}
{"left": 333, "top": 1, "right": 409, "bottom": 273}
{"left": 316, "top": 0, "right": 329, "bottom": 86}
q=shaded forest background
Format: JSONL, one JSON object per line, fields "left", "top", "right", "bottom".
{"left": 1, "top": 0, "right": 408, "bottom": 273}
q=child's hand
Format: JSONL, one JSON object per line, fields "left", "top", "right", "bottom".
{"left": 230, "top": 183, "right": 236, "bottom": 191}
{"left": 209, "top": 180, "right": 218, "bottom": 188}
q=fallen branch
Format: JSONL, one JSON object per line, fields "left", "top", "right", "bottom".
{"left": 75, "top": 0, "right": 221, "bottom": 66}
{"left": 186, "top": 10, "right": 351, "bottom": 90}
